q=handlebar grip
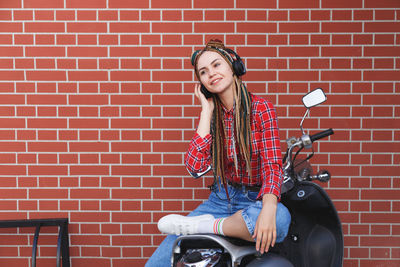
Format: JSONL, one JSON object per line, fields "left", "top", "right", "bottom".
{"left": 310, "top": 128, "right": 334, "bottom": 142}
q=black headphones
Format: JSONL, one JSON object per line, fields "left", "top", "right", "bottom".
{"left": 191, "top": 46, "right": 246, "bottom": 98}
{"left": 224, "top": 48, "right": 247, "bottom": 77}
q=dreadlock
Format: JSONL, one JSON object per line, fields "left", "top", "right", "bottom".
{"left": 192, "top": 40, "right": 252, "bottom": 187}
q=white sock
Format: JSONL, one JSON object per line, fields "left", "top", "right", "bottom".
{"left": 197, "top": 217, "right": 226, "bottom": 236}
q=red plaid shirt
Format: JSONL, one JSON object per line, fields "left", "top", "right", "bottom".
{"left": 185, "top": 93, "right": 283, "bottom": 200}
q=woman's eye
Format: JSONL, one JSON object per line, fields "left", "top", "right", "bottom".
{"left": 199, "top": 70, "right": 206, "bottom": 75}
{"left": 214, "top": 62, "right": 220, "bottom": 67}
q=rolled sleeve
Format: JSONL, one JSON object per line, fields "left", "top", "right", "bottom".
{"left": 184, "top": 132, "right": 212, "bottom": 174}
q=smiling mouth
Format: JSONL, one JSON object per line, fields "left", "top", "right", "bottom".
{"left": 211, "top": 78, "right": 222, "bottom": 85}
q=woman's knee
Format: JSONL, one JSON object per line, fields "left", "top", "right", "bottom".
{"left": 276, "top": 203, "right": 291, "bottom": 242}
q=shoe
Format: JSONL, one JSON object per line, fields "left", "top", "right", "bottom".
{"left": 158, "top": 214, "right": 214, "bottom": 235}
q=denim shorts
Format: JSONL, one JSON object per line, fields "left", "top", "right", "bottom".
{"left": 189, "top": 183, "right": 291, "bottom": 243}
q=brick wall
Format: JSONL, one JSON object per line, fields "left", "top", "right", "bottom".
{"left": 0, "top": 0, "right": 399, "bottom": 266}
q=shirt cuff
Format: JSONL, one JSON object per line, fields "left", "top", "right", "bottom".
{"left": 192, "top": 132, "right": 212, "bottom": 152}
{"left": 258, "top": 182, "right": 281, "bottom": 201}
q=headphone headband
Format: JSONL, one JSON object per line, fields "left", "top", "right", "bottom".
{"left": 191, "top": 40, "right": 246, "bottom": 77}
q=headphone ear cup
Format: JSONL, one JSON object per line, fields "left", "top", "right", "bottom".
{"left": 232, "top": 60, "right": 246, "bottom": 77}
{"left": 200, "top": 84, "right": 213, "bottom": 99}
{"left": 225, "top": 48, "right": 246, "bottom": 77}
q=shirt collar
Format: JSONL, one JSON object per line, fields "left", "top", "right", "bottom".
{"left": 222, "top": 103, "right": 235, "bottom": 117}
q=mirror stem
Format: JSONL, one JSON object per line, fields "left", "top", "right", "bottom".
{"left": 300, "top": 109, "right": 310, "bottom": 135}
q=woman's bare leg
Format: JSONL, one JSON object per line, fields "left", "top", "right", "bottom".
{"left": 222, "top": 210, "right": 253, "bottom": 241}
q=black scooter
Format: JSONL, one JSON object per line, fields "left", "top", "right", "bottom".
{"left": 172, "top": 88, "right": 343, "bottom": 267}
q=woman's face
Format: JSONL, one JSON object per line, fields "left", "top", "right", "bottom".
{"left": 196, "top": 51, "right": 234, "bottom": 95}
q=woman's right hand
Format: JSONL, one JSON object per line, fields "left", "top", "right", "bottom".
{"left": 194, "top": 84, "right": 214, "bottom": 115}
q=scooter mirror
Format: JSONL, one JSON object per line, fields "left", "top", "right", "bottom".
{"left": 302, "top": 88, "right": 327, "bottom": 108}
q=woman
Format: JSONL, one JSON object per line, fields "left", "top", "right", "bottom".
{"left": 146, "top": 40, "right": 291, "bottom": 266}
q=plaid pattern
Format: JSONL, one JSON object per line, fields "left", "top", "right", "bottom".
{"left": 185, "top": 94, "right": 283, "bottom": 200}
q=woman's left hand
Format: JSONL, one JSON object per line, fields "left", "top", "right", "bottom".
{"left": 252, "top": 194, "right": 277, "bottom": 254}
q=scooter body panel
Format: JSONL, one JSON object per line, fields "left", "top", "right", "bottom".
{"left": 278, "top": 181, "right": 344, "bottom": 267}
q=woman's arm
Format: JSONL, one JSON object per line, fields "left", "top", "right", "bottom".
{"left": 256, "top": 99, "right": 283, "bottom": 200}
{"left": 184, "top": 84, "right": 215, "bottom": 174}
{"left": 252, "top": 98, "right": 283, "bottom": 253}
{"left": 252, "top": 193, "right": 278, "bottom": 253}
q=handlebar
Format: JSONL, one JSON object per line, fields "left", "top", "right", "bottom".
{"left": 310, "top": 128, "right": 334, "bottom": 142}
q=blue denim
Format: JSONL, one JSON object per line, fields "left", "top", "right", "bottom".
{"left": 145, "top": 184, "right": 291, "bottom": 267}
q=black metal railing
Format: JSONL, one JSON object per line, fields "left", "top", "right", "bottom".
{"left": 0, "top": 218, "right": 70, "bottom": 267}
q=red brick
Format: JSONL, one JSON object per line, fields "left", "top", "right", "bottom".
{"left": 350, "top": 224, "right": 369, "bottom": 235}
{"left": 0, "top": 34, "right": 12, "bottom": 45}
{"left": 0, "top": 70, "right": 24, "bottom": 81}
{"left": 108, "top": 0, "right": 149, "bottom": 8}
{"left": 152, "top": 22, "right": 191, "bottom": 34}
{"left": 330, "top": 34, "right": 350, "bottom": 45}
{"left": 15, "top": 58, "right": 30, "bottom": 69}
{"left": 153, "top": 0, "right": 189, "bottom": 8}
{"left": 67, "top": 47, "right": 107, "bottom": 57}
{"left": 0, "top": 46, "right": 23, "bottom": 57}
{"left": 68, "top": 71, "right": 108, "bottom": 81}
{"left": 26, "top": 71, "right": 66, "bottom": 81}
{"left": 111, "top": 166, "right": 151, "bottom": 176}
{"left": 280, "top": 23, "right": 319, "bottom": 33}
{"left": 77, "top": 35, "right": 97, "bottom": 45}
{"left": 362, "top": 166, "right": 400, "bottom": 177}
{"left": 27, "top": 118, "right": 67, "bottom": 129}
{"left": 34, "top": 10, "right": 54, "bottom": 20}
{"left": 322, "top": 47, "right": 362, "bottom": 57}
{"left": 365, "top": 22, "right": 400, "bottom": 34}
{"left": 322, "top": 22, "right": 362, "bottom": 33}
{"left": 69, "top": 142, "right": 108, "bottom": 152}
{"left": 310, "top": 10, "right": 329, "bottom": 21}
{"left": 279, "top": 0, "right": 318, "bottom": 8}
{"left": 375, "top": 34, "right": 396, "bottom": 45}
{"left": 27, "top": 141, "right": 66, "bottom": 152}
{"left": 365, "top": 46, "right": 400, "bottom": 57}
{"left": 321, "top": 71, "right": 361, "bottom": 81}
{"left": 66, "top": 0, "right": 106, "bottom": 8}
{"left": 110, "top": 47, "right": 150, "bottom": 57}
{"left": 142, "top": 130, "right": 162, "bottom": 140}
{"left": 237, "top": 23, "right": 277, "bottom": 33}
{"left": 322, "top": 0, "right": 362, "bottom": 8}
{"left": 111, "top": 142, "right": 150, "bottom": 152}
{"left": 194, "top": 22, "right": 234, "bottom": 33}
{"left": 204, "top": 10, "right": 225, "bottom": 21}
{"left": 25, "top": 22, "right": 64, "bottom": 33}
{"left": 112, "top": 189, "right": 151, "bottom": 200}
{"left": 350, "top": 247, "right": 369, "bottom": 258}
{"left": 0, "top": 259, "right": 28, "bottom": 266}
{"left": 280, "top": 47, "right": 319, "bottom": 57}
{"left": 24, "top": 0, "right": 63, "bottom": 8}
{"left": 111, "top": 119, "right": 150, "bottom": 129}
{"left": 68, "top": 95, "right": 108, "bottom": 105}
{"left": 376, "top": 10, "right": 396, "bottom": 20}
{"left": 0, "top": 11, "right": 11, "bottom": 21}
{"left": 360, "top": 236, "right": 400, "bottom": 248}
{"left": 279, "top": 71, "right": 318, "bottom": 81}
{"left": 109, "top": 22, "right": 149, "bottom": 33}
{"left": 110, "top": 71, "right": 150, "bottom": 81}
{"left": 365, "top": 0, "right": 400, "bottom": 8}
{"left": 289, "top": 10, "right": 309, "bottom": 21}
{"left": 67, "top": 22, "right": 107, "bottom": 33}
{"left": 28, "top": 166, "right": 68, "bottom": 176}
{"left": 71, "top": 189, "right": 109, "bottom": 199}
